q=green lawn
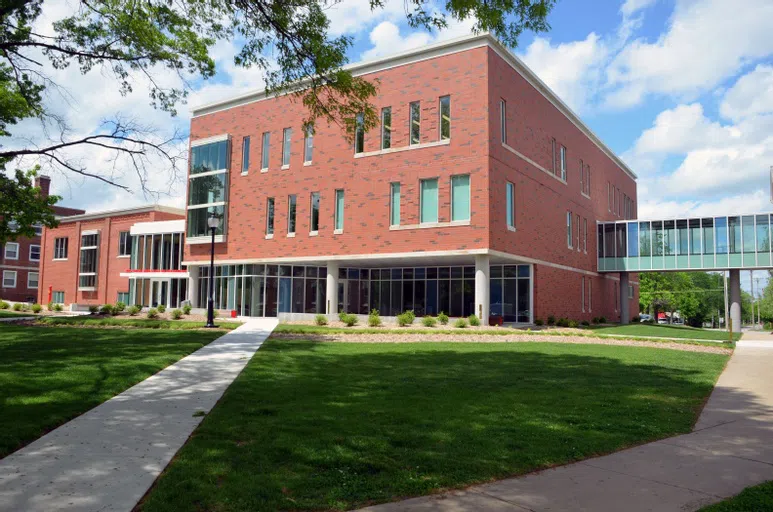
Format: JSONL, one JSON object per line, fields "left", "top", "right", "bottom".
{"left": 700, "top": 481, "right": 773, "bottom": 511}
{"left": 36, "top": 316, "right": 240, "bottom": 330}
{"left": 0, "top": 310, "right": 36, "bottom": 318}
{"left": 588, "top": 323, "right": 740, "bottom": 342}
{"left": 139, "top": 340, "right": 728, "bottom": 512}
{"left": 0, "top": 324, "right": 225, "bottom": 458}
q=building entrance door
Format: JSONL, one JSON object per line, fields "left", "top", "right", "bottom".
{"left": 150, "top": 279, "right": 170, "bottom": 308}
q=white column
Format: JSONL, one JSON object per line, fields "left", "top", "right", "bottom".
{"left": 729, "top": 269, "right": 742, "bottom": 333}
{"left": 475, "top": 254, "right": 490, "bottom": 323}
{"left": 326, "top": 261, "right": 339, "bottom": 317}
{"left": 188, "top": 266, "right": 200, "bottom": 307}
{"left": 619, "top": 272, "right": 630, "bottom": 325}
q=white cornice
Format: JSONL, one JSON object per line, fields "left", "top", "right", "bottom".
{"left": 55, "top": 205, "right": 185, "bottom": 223}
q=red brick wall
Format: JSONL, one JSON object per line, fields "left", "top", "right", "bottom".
{"left": 0, "top": 233, "right": 41, "bottom": 302}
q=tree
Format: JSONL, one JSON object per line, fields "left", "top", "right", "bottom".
{"left": 639, "top": 271, "right": 726, "bottom": 327}
{"left": 0, "top": 166, "right": 58, "bottom": 242}
{"left": 0, "top": 0, "right": 556, "bottom": 238}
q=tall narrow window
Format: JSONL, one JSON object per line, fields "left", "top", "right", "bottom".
{"left": 310, "top": 192, "right": 320, "bottom": 232}
{"left": 266, "top": 197, "right": 275, "bottom": 235}
{"left": 552, "top": 138, "right": 557, "bottom": 175}
{"left": 335, "top": 190, "right": 344, "bottom": 231}
{"left": 187, "top": 138, "right": 229, "bottom": 239}
{"left": 241, "top": 135, "right": 250, "bottom": 173}
{"left": 287, "top": 194, "right": 297, "bottom": 234}
{"left": 79, "top": 233, "right": 99, "bottom": 290}
{"left": 560, "top": 145, "right": 567, "bottom": 181}
{"left": 586, "top": 165, "right": 591, "bottom": 195}
{"left": 282, "top": 128, "right": 292, "bottom": 167}
{"left": 581, "top": 277, "right": 585, "bottom": 312}
{"left": 506, "top": 182, "right": 515, "bottom": 229}
{"left": 409, "top": 101, "right": 421, "bottom": 145}
{"left": 583, "top": 218, "right": 588, "bottom": 253}
{"left": 576, "top": 214, "right": 581, "bottom": 251}
{"left": 390, "top": 182, "right": 401, "bottom": 227}
{"left": 451, "top": 174, "right": 470, "bottom": 221}
{"left": 29, "top": 245, "right": 40, "bottom": 261}
{"left": 567, "top": 211, "right": 573, "bottom": 249}
{"left": 439, "top": 96, "right": 451, "bottom": 140}
{"left": 303, "top": 125, "right": 313, "bottom": 164}
{"left": 54, "top": 237, "right": 68, "bottom": 259}
{"left": 261, "top": 132, "right": 270, "bottom": 170}
{"left": 420, "top": 178, "right": 438, "bottom": 223}
{"left": 588, "top": 279, "right": 592, "bottom": 312}
{"left": 607, "top": 182, "right": 612, "bottom": 211}
{"left": 579, "top": 159, "right": 584, "bottom": 193}
{"left": 500, "top": 99, "right": 507, "bottom": 144}
{"left": 355, "top": 113, "right": 365, "bottom": 154}
{"left": 118, "top": 231, "right": 131, "bottom": 256}
{"left": 381, "top": 107, "right": 391, "bottom": 149}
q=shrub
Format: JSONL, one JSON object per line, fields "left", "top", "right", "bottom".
{"left": 534, "top": 318, "right": 544, "bottom": 326}
{"left": 171, "top": 309, "right": 183, "bottom": 320}
{"left": 0, "top": 300, "right": 8, "bottom": 309}
{"left": 157, "top": 304, "right": 166, "bottom": 313}
{"left": 146, "top": 308, "right": 159, "bottom": 319}
{"left": 109, "top": 305, "right": 122, "bottom": 316}
{"left": 568, "top": 320, "right": 579, "bottom": 328}
{"left": 213, "top": 309, "right": 220, "bottom": 318}
{"left": 314, "top": 314, "right": 327, "bottom": 326}
{"left": 100, "top": 304, "right": 112, "bottom": 315}
{"left": 581, "top": 320, "right": 590, "bottom": 327}
{"left": 598, "top": 316, "right": 607, "bottom": 324}
{"left": 114, "top": 302, "right": 126, "bottom": 313}
{"left": 128, "top": 305, "right": 141, "bottom": 316}
{"left": 468, "top": 314, "right": 481, "bottom": 326}
{"left": 404, "top": 310, "right": 416, "bottom": 325}
{"left": 438, "top": 311, "right": 449, "bottom": 325}
{"left": 547, "top": 315, "right": 556, "bottom": 326}
{"left": 31, "top": 303, "right": 42, "bottom": 313}
{"left": 367, "top": 309, "right": 381, "bottom": 327}
{"left": 557, "top": 318, "right": 570, "bottom": 328}
{"left": 592, "top": 317, "right": 600, "bottom": 324}
{"left": 182, "top": 304, "right": 192, "bottom": 315}
{"left": 338, "top": 311, "right": 347, "bottom": 322}
{"left": 88, "top": 305, "right": 99, "bottom": 314}
{"left": 12, "top": 303, "right": 22, "bottom": 311}
{"left": 342, "top": 313, "right": 358, "bottom": 327}
{"left": 47, "top": 301, "right": 54, "bottom": 311}
{"left": 454, "top": 318, "right": 468, "bottom": 328}
{"left": 422, "top": 316, "right": 437, "bottom": 327}
{"left": 52, "top": 303, "right": 63, "bottom": 312}
{"left": 20, "top": 303, "right": 29, "bottom": 311}
{"left": 396, "top": 312, "right": 412, "bottom": 327}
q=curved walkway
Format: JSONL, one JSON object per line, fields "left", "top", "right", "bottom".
{"left": 357, "top": 332, "right": 773, "bottom": 512}
{"left": 0, "top": 318, "right": 278, "bottom": 512}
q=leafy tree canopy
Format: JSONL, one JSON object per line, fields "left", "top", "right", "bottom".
{"left": 0, "top": 0, "right": 555, "bottom": 238}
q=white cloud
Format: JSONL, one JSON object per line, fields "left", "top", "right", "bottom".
{"left": 359, "top": 16, "right": 475, "bottom": 62}
{"left": 638, "top": 190, "right": 771, "bottom": 219}
{"left": 325, "top": 0, "right": 405, "bottom": 37}
{"left": 620, "top": 0, "right": 657, "bottom": 17}
{"left": 720, "top": 64, "right": 773, "bottom": 122}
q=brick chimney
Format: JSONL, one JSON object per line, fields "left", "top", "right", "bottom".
{"left": 35, "top": 175, "right": 51, "bottom": 198}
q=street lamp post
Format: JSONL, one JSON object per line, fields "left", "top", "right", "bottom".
{"left": 205, "top": 212, "right": 220, "bottom": 328}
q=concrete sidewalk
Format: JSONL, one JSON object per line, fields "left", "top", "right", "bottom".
{"left": 0, "top": 318, "right": 277, "bottom": 512}
{"left": 357, "top": 334, "right": 773, "bottom": 512}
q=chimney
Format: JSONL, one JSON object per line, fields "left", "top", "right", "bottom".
{"left": 35, "top": 175, "right": 51, "bottom": 198}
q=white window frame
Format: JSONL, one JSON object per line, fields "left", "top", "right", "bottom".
{"left": 560, "top": 145, "right": 567, "bottom": 181}
{"left": 303, "top": 125, "right": 313, "bottom": 164}
{"left": 4, "top": 242, "right": 19, "bottom": 260}
{"left": 567, "top": 211, "right": 573, "bottom": 249}
{"left": 583, "top": 218, "right": 588, "bottom": 253}
{"left": 52, "top": 290, "right": 65, "bottom": 304}
{"left": 287, "top": 194, "right": 297, "bottom": 236}
{"left": 29, "top": 244, "right": 40, "bottom": 261}
{"left": 588, "top": 279, "right": 592, "bottom": 312}
{"left": 33, "top": 224, "right": 43, "bottom": 236}
{"left": 576, "top": 213, "right": 581, "bottom": 252}
{"left": 266, "top": 197, "right": 275, "bottom": 237}
{"left": 27, "top": 271, "right": 38, "bottom": 289}
{"left": 282, "top": 128, "right": 292, "bottom": 168}
{"left": 581, "top": 277, "right": 585, "bottom": 312}
{"left": 2, "top": 270, "right": 17, "bottom": 288}
{"left": 261, "top": 131, "right": 270, "bottom": 171}
{"left": 409, "top": 101, "right": 421, "bottom": 146}
{"left": 500, "top": 99, "right": 507, "bottom": 144}
{"left": 450, "top": 174, "right": 471, "bottom": 222}
{"left": 241, "top": 135, "right": 250, "bottom": 173}
{"left": 439, "top": 95, "right": 451, "bottom": 141}
{"left": 506, "top": 181, "right": 516, "bottom": 230}
{"left": 118, "top": 231, "right": 131, "bottom": 257}
{"left": 381, "top": 107, "right": 392, "bottom": 150}
{"left": 390, "top": 182, "right": 400, "bottom": 227}
{"left": 78, "top": 232, "right": 100, "bottom": 291}
{"left": 54, "top": 237, "right": 68, "bottom": 260}
{"left": 188, "top": 137, "right": 230, "bottom": 241}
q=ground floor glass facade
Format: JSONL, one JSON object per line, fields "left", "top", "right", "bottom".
{"left": 129, "top": 278, "right": 188, "bottom": 309}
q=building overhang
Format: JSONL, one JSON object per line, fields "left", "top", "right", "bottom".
{"left": 130, "top": 219, "right": 185, "bottom": 236}
{"left": 119, "top": 270, "right": 190, "bottom": 279}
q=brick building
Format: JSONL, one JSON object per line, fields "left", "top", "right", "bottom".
{"left": 37, "top": 205, "right": 185, "bottom": 307}
{"left": 182, "top": 33, "right": 639, "bottom": 323}
{"left": 1, "top": 176, "right": 84, "bottom": 303}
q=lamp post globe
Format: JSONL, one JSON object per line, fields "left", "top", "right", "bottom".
{"left": 205, "top": 212, "right": 220, "bottom": 328}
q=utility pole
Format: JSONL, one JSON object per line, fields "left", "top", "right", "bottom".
{"left": 724, "top": 271, "right": 729, "bottom": 332}
{"left": 751, "top": 270, "right": 755, "bottom": 329}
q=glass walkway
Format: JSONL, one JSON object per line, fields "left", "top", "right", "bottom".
{"left": 597, "top": 213, "right": 773, "bottom": 272}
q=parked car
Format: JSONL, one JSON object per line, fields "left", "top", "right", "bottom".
{"left": 639, "top": 314, "right": 652, "bottom": 323}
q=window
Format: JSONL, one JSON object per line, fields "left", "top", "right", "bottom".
{"left": 4, "top": 242, "right": 19, "bottom": 260}
{"left": 552, "top": 138, "right": 557, "bottom": 175}
{"left": 33, "top": 224, "right": 42, "bottom": 236}
{"left": 334, "top": 190, "right": 344, "bottom": 231}
{"left": 241, "top": 135, "right": 250, "bottom": 172}
{"left": 117, "top": 292, "right": 130, "bottom": 304}
{"left": 79, "top": 233, "right": 99, "bottom": 289}
{"left": 585, "top": 165, "right": 591, "bottom": 196}
{"left": 287, "top": 195, "right": 297, "bottom": 234}
{"left": 2, "top": 270, "right": 16, "bottom": 288}
{"left": 567, "top": 212, "right": 573, "bottom": 249}
{"left": 355, "top": 113, "right": 365, "bottom": 154}
{"left": 390, "top": 182, "right": 401, "bottom": 227}
{"left": 54, "top": 237, "right": 68, "bottom": 259}
{"left": 588, "top": 279, "right": 592, "bottom": 312}
{"left": 310, "top": 192, "right": 320, "bottom": 233}
{"left": 579, "top": 159, "right": 584, "bottom": 193}
{"left": 261, "top": 132, "right": 270, "bottom": 169}
{"left": 500, "top": 99, "right": 507, "bottom": 144}
{"left": 118, "top": 231, "right": 131, "bottom": 257}
{"left": 27, "top": 271, "right": 38, "bottom": 289}
{"left": 381, "top": 107, "right": 392, "bottom": 150}
{"left": 52, "top": 291, "right": 64, "bottom": 304}
{"left": 187, "top": 139, "right": 229, "bottom": 238}
{"left": 608, "top": 182, "right": 612, "bottom": 212}
{"left": 409, "top": 101, "right": 421, "bottom": 145}
{"left": 506, "top": 182, "right": 515, "bottom": 229}
{"left": 29, "top": 244, "right": 40, "bottom": 261}
{"left": 266, "top": 198, "right": 275, "bottom": 236}
{"left": 439, "top": 96, "right": 451, "bottom": 140}
{"left": 628, "top": 284, "right": 634, "bottom": 300}
{"left": 282, "top": 128, "right": 292, "bottom": 167}
{"left": 451, "top": 174, "right": 470, "bottom": 222}
{"left": 420, "top": 178, "right": 438, "bottom": 223}
{"left": 581, "top": 277, "right": 585, "bottom": 312}
{"left": 304, "top": 125, "right": 313, "bottom": 164}
{"left": 576, "top": 214, "right": 581, "bottom": 251}
{"left": 583, "top": 218, "right": 588, "bottom": 253}
{"left": 560, "top": 145, "right": 567, "bottom": 181}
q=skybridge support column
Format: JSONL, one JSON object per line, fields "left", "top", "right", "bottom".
{"left": 326, "top": 261, "right": 339, "bottom": 318}
{"left": 729, "top": 269, "right": 742, "bottom": 334}
{"left": 620, "top": 272, "right": 630, "bottom": 325}
{"left": 475, "top": 254, "right": 490, "bottom": 324}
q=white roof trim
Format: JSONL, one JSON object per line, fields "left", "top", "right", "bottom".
{"left": 56, "top": 205, "right": 185, "bottom": 223}
{"left": 190, "top": 33, "right": 636, "bottom": 180}
{"left": 130, "top": 219, "right": 186, "bottom": 236}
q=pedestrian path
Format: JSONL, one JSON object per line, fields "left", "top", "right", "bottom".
{"left": 0, "top": 318, "right": 278, "bottom": 512}
{"left": 357, "top": 332, "right": 773, "bottom": 512}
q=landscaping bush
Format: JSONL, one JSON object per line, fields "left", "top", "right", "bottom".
{"left": 338, "top": 311, "right": 347, "bottom": 322}
{"left": 401, "top": 310, "right": 415, "bottom": 325}
{"left": 568, "top": 320, "right": 579, "bottom": 328}
{"left": 631, "top": 315, "right": 640, "bottom": 323}
{"left": 128, "top": 305, "right": 141, "bottom": 316}
{"left": 314, "top": 314, "right": 327, "bottom": 326}
{"left": 422, "top": 316, "right": 437, "bottom": 327}
{"left": 114, "top": 302, "right": 126, "bottom": 313}
{"left": 438, "top": 311, "right": 449, "bottom": 325}
{"left": 592, "top": 317, "right": 600, "bottom": 324}
{"left": 182, "top": 304, "right": 192, "bottom": 315}
{"left": 146, "top": 308, "right": 159, "bottom": 319}
{"left": 581, "top": 320, "right": 590, "bottom": 327}
{"left": 88, "top": 305, "right": 99, "bottom": 314}
{"left": 396, "top": 312, "right": 413, "bottom": 327}
{"left": 12, "top": 303, "right": 22, "bottom": 311}
{"left": 20, "top": 303, "right": 29, "bottom": 312}
{"left": 31, "top": 304, "right": 42, "bottom": 313}
{"left": 171, "top": 309, "right": 183, "bottom": 320}
{"left": 52, "top": 303, "right": 63, "bottom": 312}
{"left": 342, "top": 313, "right": 358, "bottom": 327}
{"left": 367, "top": 309, "right": 381, "bottom": 327}
{"left": 534, "top": 318, "right": 544, "bottom": 326}
{"left": 157, "top": 304, "right": 166, "bottom": 313}
{"left": 99, "top": 304, "right": 112, "bottom": 315}
{"left": 556, "top": 318, "right": 570, "bottom": 328}
{"left": 0, "top": 300, "right": 8, "bottom": 309}
{"left": 598, "top": 316, "right": 607, "bottom": 324}
{"left": 454, "top": 318, "right": 468, "bottom": 328}
{"left": 46, "top": 302, "right": 54, "bottom": 311}
{"left": 547, "top": 315, "right": 556, "bottom": 326}
{"left": 468, "top": 314, "right": 481, "bottom": 327}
